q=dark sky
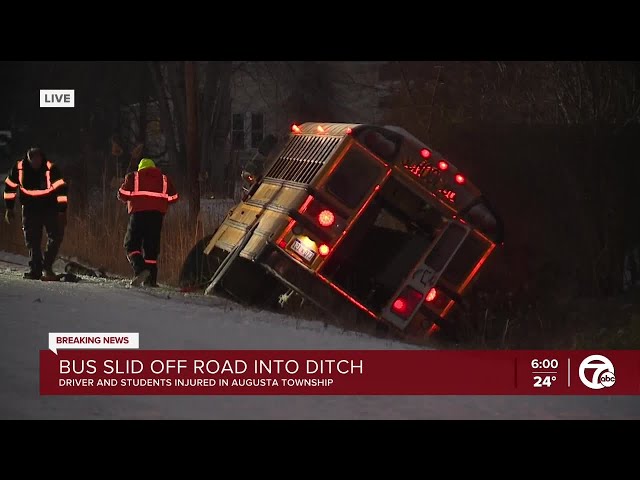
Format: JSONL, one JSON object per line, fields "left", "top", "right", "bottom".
{"left": 0, "top": 61, "right": 153, "bottom": 158}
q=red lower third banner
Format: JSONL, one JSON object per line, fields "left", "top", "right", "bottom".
{"left": 39, "top": 350, "right": 640, "bottom": 396}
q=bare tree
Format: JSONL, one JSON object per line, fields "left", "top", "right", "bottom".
{"left": 149, "top": 60, "right": 232, "bottom": 200}
{"left": 198, "top": 61, "right": 232, "bottom": 196}
{"left": 185, "top": 61, "right": 200, "bottom": 227}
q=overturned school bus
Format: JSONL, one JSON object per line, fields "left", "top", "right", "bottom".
{"left": 179, "top": 122, "right": 503, "bottom": 336}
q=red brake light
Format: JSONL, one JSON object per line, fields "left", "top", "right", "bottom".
{"left": 292, "top": 124, "right": 301, "bottom": 133}
{"left": 455, "top": 174, "right": 465, "bottom": 184}
{"left": 392, "top": 298, "right": 407, "bottom": 313}
{"left": 420, "top": 149, "right": 431, "bottom": 159}
{"left": 391, "top": 287, "right": 423, "bottom": 319}
{"left": 278, "top": 239, "right": 287, "bottom": 248}
{"left": 318, "top": 210, "right": 335, "bottom": 227}
{"left": 318, "top": 244, "right": 330, "bottom": 256}
{"left": 425, "top": 288, "right": 437, "bottom": 302}
{"left": 346, "top": 127, "right": 352, "bottom": 135}
{"left": 438, "top": 161, "right": 448, "bottom": 171}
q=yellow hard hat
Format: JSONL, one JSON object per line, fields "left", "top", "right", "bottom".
{"left": 138, "top": 158, "right": 156, "bottom": 171}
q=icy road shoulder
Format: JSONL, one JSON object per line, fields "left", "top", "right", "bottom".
{"left": 1, "top": 252, "right": 639, "bottom": 419}
{"left": 0, "top": 252, "right": 412, "bottom": 350}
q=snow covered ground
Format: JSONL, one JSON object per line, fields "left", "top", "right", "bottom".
{"left": 1, "top": 251, "right": 639, "bottom": 419}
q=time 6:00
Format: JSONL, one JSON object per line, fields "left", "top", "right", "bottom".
{"left": 531, "top": 359, "right": 558, "bottom": 369}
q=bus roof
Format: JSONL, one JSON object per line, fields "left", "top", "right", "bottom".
{"left": 295, "top": 122, "right": 479, "bottom": 194}
{"left": 292, "top": 122, "right": 358, "bottom": 136}
{"left": 294, "top": 122, "right": 502, "bottom": 243}
{"left": 294, "top": 122, "right": 436, "bottom": 144}
{"left": 295, "top": 122, "right": 452, "bottom": 162}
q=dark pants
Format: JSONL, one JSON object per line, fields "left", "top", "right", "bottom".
{"left": 124, "top": 211, "right": 164, "bottom": 282}
{"left": 22, "top": 206, "right": 64, "bottom": 273}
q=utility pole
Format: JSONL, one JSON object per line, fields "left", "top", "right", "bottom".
{"left": 184, "top": 60, "right": 200, "bottom": 228}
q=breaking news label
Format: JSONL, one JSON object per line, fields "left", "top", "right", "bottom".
{"left": 48, "top": 333, "right": 139, "bottom": 354}
{"left": 40, "top": 333, "right": 640, "bottom": 396}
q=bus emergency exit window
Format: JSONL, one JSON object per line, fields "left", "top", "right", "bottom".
{"left": 325, "top": 147, "right": 384, "bottom": 209}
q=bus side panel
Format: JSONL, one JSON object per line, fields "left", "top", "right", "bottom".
{"left": 240, "top": 228, "right": 280, "bottom": 260}
{"left": 204, "top": 184, "right": 308, "bottom": 259}
{"left": 250, "top": 181, "right": 309, "bottom": 208}
{"left": 208, "top": 224, "right": 246, "bottom": 253}
{"left": 204, "top": 224, "right": 229, "bottom": 255}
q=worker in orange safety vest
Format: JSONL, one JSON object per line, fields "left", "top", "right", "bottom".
{"left": 117, "top": 158, "right": 179, "bottom": 287}
{"left": 3, "top": 147, "right": 68, "bottom": 280}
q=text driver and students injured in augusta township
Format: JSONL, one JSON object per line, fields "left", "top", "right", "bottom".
{"left": 178, "top": 122, "right": 503, "bottom": 339}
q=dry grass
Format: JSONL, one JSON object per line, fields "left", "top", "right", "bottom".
{"left": 447, "top": 287, "right": 640, "bottom": 350}
{"left": 0, "top": 196, "right": 234, "bottom": 286}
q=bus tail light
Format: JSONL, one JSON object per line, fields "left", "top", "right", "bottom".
{"left": 424, "top": 286, "right": 454, "bottom": 314}
{"left": 455, "top": 174, "right": 465, "bottom": 184}
{"left": 391, "top": 287, "right": 423, "bottom": 319}
{"left": 318, "top": 244, "right": 330, "bottom": 256}
{"left": 425, "top": 287, "right": 437, "bottom": 303}
{"left": 318, "top": 209, "right": 335, "bottom": 227}
{"left": 303, "top": 197, "right": 346, "bottom": 234}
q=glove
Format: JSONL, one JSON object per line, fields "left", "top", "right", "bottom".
{"left": 4, "top": 209, "right": 14, "bottom": 225}
{"left": 58, "top": 212, "right": 67, "bottom": 228}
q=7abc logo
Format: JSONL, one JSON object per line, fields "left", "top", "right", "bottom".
{"left": 578, "top": 354, "right": 616, "bottom": 390}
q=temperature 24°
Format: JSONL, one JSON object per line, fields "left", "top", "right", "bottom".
{"left": 533, "top": 375, "right": 557, "bottom": 388}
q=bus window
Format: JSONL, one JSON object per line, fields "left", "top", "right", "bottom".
{"left": 325, "top": 146, "right": 385, "bottom": 209}
{"left": 424, "top": 222, "right": 468, "bottom": 273}
{"left": 440, "top": 230, "right": 490, "bottom": 288}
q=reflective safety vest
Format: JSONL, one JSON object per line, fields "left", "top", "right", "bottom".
{"left": 117, "top": 167, "right": 179, "bottom": 214}
{"left": 3, "top": 159, "right": 68, "bottom": 211}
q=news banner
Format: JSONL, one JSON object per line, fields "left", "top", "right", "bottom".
{"left": 39, "top": 333, "right": 640, "bottom": 395}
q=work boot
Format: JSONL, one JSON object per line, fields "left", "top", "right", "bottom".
{"left": 127, "top": 252, "right": 146, "bottom": 274}
{"left": 25, "top": 257, "right": 42, "bottom": 279}
{"left": 143, "top": 265, "right": 158, "bottom": 287}
{"left": 41, "top": 269, "right": 59, "bottom": 281}
{"left": 130, "top": 269, "right": 151, "bottom": 287}
{"left": 23, "top": 269, "right": 42, "bottom": 280}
